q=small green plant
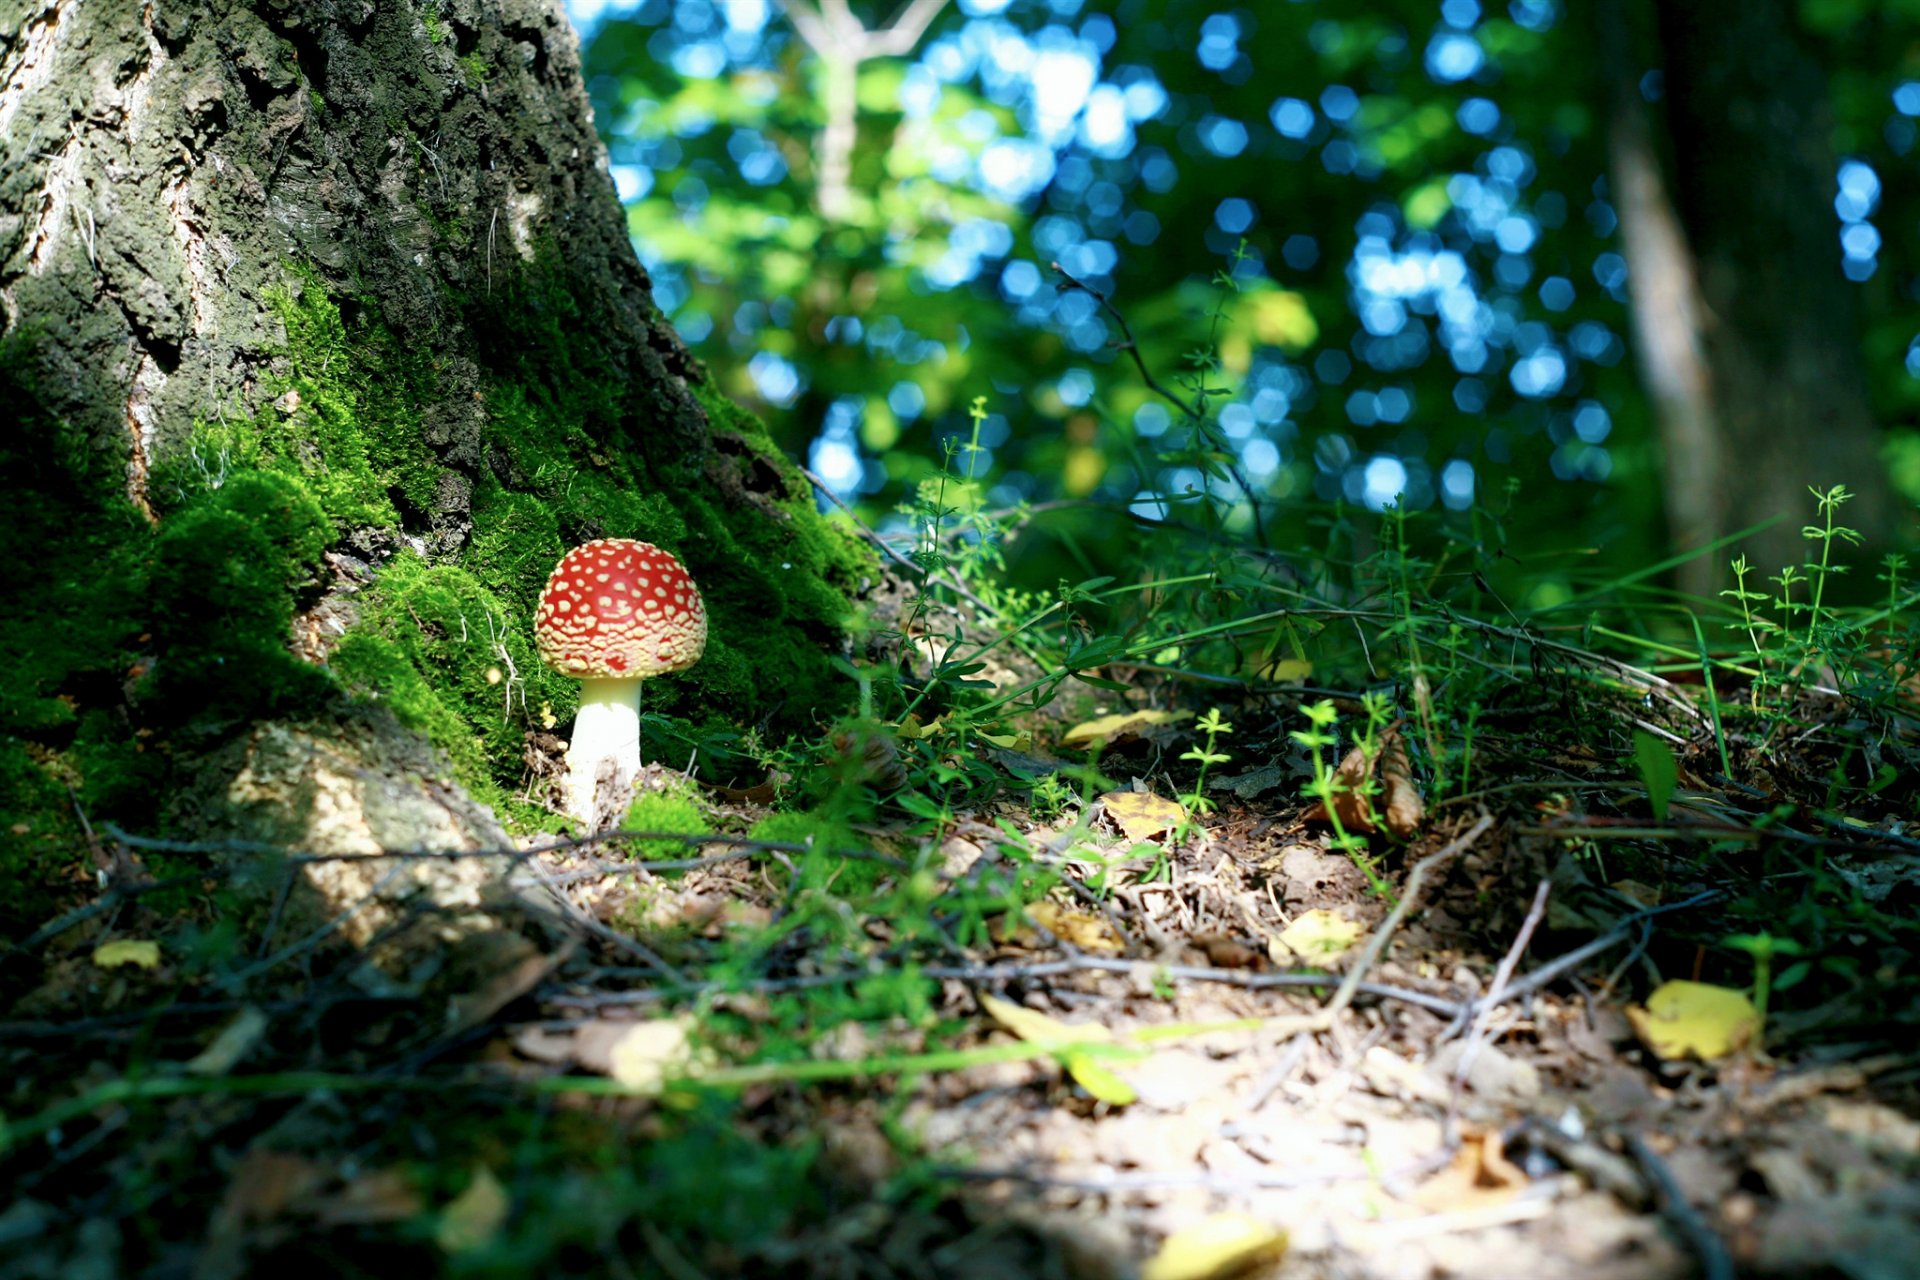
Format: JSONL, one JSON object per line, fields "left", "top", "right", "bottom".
{"left": 1723, "top": 932, "right": 1808, "bottom": 1051}
{"left": 1802, "top": 484, "right": 1862, "bottom": 646}
{"left": 1292, "top": 698, "right": 1393, "bottom": 901}
{"left": 1175, "top": 707, "right": 1233, "bottom": 830}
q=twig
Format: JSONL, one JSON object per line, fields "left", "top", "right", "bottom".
{"left": 1262, "top": 813, "right": 1494, "bottom": 1039}
{"left": 543, "top": 955, "right": 1464, "bottom": 1017}
{"left": 1444, "top": 889, "right": 1728, "bottom": 1034}
{"left": 1052, "top": 261, "right": 1270, "bottom": 549}
{"left": 1624, "top": 1134, "right": 1735, "bottom": 1280}
{"left": 1453, "top": 877, "right": 1551, "bottom": 1081}
{"left": 798, "top": 464, "right": 993, "bottom": 614}
{"left": 214, "top": 863, "right": 411, "bottom": 991}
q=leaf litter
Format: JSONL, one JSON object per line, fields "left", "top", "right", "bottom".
{"left": 5, "top": 656, "right": 1920, "bottom": 1280}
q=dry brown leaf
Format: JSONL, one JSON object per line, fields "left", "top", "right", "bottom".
{"left": 1194, "top": 934, "right": 1262, "bottom": 969}
{"left": 316, "top": 1168, "right": 425, "bottom": 1227}
{"left": 1379, "top": 731, "right": 1425, "bottom": 838}
{"left": 1304, "top": 727, "right": 1424, "bottom": 838}
{"left": 1411, "top": 1130, "right": 1527, "bottom": 1212}
{"left": 1304, "top": 741, "right": 1379, "bottom": 833}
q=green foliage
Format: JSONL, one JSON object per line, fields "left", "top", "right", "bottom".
{"left": 143, "top": 471, "right": 336, "bottom": 727}
{"left": 624, "top": 787, "right": 711, "bottom": 861}
{"left": 330, "top": 554, "right": 567, "bottom": 816}
{"left": 1632, "top": 731, "right": 1679, "bottom": 822}
{"left": 265, "top": 267, "right": 441, "bottom": 526}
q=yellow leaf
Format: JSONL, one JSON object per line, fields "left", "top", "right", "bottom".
{"left": 1102, "top": 790, "right": 1186, "bottom": 842}
{"left": 92, "top": 939, "right": 161, "bottom": 970}
{"left": 1062, "top": 1055, "right": 1138, "bottom": 1106}
{"left": 1265, "top": 658, "right": 1313, "bottom": 683}
{"left": 185, "top": 1006, "right": 270, "bottom": 1076}
{"left": 1027, "top": 901, "right": 1126, "bottom": 953}
{"left": 1142, "top": 1213, "right": 1289, "bottom": 1280}
{"left": 1064, "top": 444, "right": 1106, "bottom": 496}
{"left": 980, "top": 992, "right": 1108, "bottom": 1047}
{"left": 976, "top": 730, "right": 1029, "bottom": 749}
{"left": 1062, "top": 709, "right": 1192, "bottom": 747}
{"left": 1627, "top": 980, "right": 1760, "bottom": 1061}
{"left": 1270, "top": 910, "right": 1362, "bottom": 964}
{"left": 435, "top": 1166, "right": 508, "bottom": 1255}
{"left": 607, "top": 1015, "right": 699, "bottom": 1093}
{"left": 979, "top": 993, "right": 1137, "bottom": 1105}
{"left": 894, "top": 714, "right": 947, "bottom": 740}
{"left": 1234, "top": 285, "right": 1318, "bottom": 352}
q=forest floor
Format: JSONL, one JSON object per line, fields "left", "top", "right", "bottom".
{"left": 5, "top": 592, "right": 1920, "bottom": 1279}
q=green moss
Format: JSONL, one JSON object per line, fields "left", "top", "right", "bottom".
{"left": 141, "top": 471, "right": 335, "bottom": 728}
{"left": 263, "top": 267, "right": 442, "bottom": 527}
{"left": 623, "top": 788, "right": 710, "bottom": 861}
{"left": 329, "top": 554, "right": 573, "bottom": 815}
{"left": 747, "top": 810, "right": 879, "bottom": 893}
{"left": 0, "top": 741, "right": 84, "bottom": 937}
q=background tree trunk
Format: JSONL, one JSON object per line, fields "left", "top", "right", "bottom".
{"left": 1610, "top": 0, "right": 1903, "bottom": 594}
{"left": 0, "top": 1, "right": 863, "bottom": 948}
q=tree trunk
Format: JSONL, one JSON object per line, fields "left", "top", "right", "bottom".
{"left": 1613, "top": 0, "right": 1902, "bottom": 594}
{"left": 0, "top": 1, "right": 863, "bottom": 963}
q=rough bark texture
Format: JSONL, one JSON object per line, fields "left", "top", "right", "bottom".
{"left": 0, "top": 1, "right": 867, "bottom": 951}
{"left": 1641, "top": 0, "right": 1902, "bottom": 585}
{"left": 2, "top": 0, "right": 709, "bottom": 508}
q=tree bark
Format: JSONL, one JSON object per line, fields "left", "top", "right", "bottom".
{"left": 0, "top": 2, "right": 859, "bottom": 966}
{"left": 1615, "top": 0, "right": 1902, "bottom": 593}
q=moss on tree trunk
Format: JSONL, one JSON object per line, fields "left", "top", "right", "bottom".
{"left": 0, "top": 0, "right": 868, "bottom": 935}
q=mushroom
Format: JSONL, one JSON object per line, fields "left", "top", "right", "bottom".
{"left": 533, "top": 538, "right": 707, "bottom": 827}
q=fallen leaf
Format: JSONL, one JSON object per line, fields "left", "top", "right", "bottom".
{"left": 1102, "top": 790, "right": 1185, "bottom": 841}
{"left": 1063, "top": 708, "right": 1192, "bottom": 747}
{"left": 893, "top": 714, "right": 948, "bottom": 740}
{"left": 1379, "top": 732, "right": 1425, "bottom": 838}
{"left": 316, "top": 1168, "right": 423, "bottom": 1227}
{"left": 92, "top": 939, "right": 161, "bottom": 970}
{"left": 1265, "top": 658, "right": 1313, "bottom": 683}
{"left": 185, "top": 1006, "right": 271, "bottom": 1076}
{"left": 1412, "top": 1130, "right": 1527, "bottom": 1212}
{"left": 1141, "top": 1213, "right": 1288, "bottom": 1280}
{"left": 1209, "top": 765, "right": 1289, "bottom": 800}
{"left": 1304, "top": 741, "right": 1379, "bottom": 834}
{"left": 1269, "top": 909, "right": 1362, "bottom": 964}
{"left": 1627, "top": 980, "right": 1759, "bottom": 1061}
{"left": 1195, "top": 934, "right": 1261, "bottom": 969}
{"left": 979, "top": 992, "right": 1136, "bottom": 1105}
{"left": 435, "top": 1166, "right": 508, "bottom": 1255}
{"left": 1021, "top": 901, "right": 1126, "bottom": 953}
{"left": 606, "top": 1015, "right": 701, "bottom": 1093}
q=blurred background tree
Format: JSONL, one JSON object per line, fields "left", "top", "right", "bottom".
{"left": 570, "top": 0, "right": 1920, "bottom": 600}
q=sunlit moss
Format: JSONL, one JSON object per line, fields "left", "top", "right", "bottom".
{"left": 623, "top": 788, "right": 711, "bottom": 862}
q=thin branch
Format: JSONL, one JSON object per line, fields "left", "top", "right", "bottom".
{"left": 864, "top": 0, "right": 951, "bottom": 56}
{"left": 1052, "top": 261, "right": 1270, "bottom": 548}
{"left": 1625, "top": 1134, "right": 1736, "bottom": 1280}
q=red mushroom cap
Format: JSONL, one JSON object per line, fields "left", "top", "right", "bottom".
{"left": 533, "top": 539, "right": 708, "bottom": 678}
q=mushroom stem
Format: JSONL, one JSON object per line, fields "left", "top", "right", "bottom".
{"left": 565, "top": 675, "right": 642, "bottom": 827}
